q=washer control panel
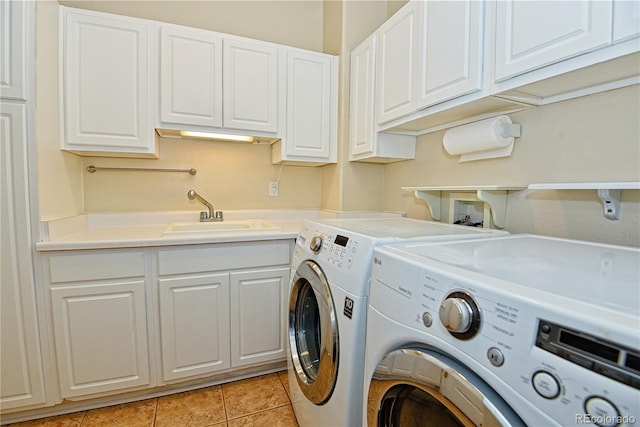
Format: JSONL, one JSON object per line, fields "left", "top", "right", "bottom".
{"left": 369, "top": 248, "right": 640, "bottom": 427}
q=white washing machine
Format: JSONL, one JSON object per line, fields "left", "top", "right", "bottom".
{"left": 364, "top": 234, "right": 640, "bottom": 427}
{"left": 287, "top": 218, "right": 507, "bottom": 427}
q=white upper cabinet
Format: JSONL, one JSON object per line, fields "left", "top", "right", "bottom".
{"left": 61, "top": 7, "right": 156, "bottom": 157}
{"left": 0, "top": 0, "right": 27, "bottom": 100}
{"left": 350, "top": 35, "right": 377, "bottom": 158}
{"left": 159, "top": 25, "right": 223, "bottom": 128}
{"left": 223, "top": 39, "right": 280, "bottom": 133}
{"left": 416, "top": 0, "right": 484, "bottom": 109}
{"left": 375, "top": 0, "right": 419, "bottom": 124}
{"left": 494, "top": 1, "right": 613, "bottom": 82}
{"left": 272, "top": 49, "right": 337, "bottom": 165}
{"left": 349, "top": 34, "right": 415, "bottom": 163}
{"left": 613, "top": 0, "right": 640, "bottom": 43}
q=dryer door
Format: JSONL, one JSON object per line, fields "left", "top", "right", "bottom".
{"left": 368, "top": 349, "right": 525, "bottom": 427}
{"left": 289, "top": 260, "right": 339, "bottom": 405}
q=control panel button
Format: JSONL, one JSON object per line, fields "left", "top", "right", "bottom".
{"left": 532, "top": 370, "right": 561, "bottom": 399}
{"left": 487, "top": 347, "right": 504, "bottom": 367}
{"left": 422, "top": 312, "right": 433, "bottom": 328}
{"left": 438, "top": 292, "right": 480, "bottom": 339}
{"left": 584, "top": 397, "right": 620, "bottom": 427}
{"left": 309, "top": 235, "right": 323, "bottom": 253}
{"left": 440, "top": 298, "right": 472, "bottom": 333}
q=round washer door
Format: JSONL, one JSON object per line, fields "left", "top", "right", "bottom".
{"left": 368, "top": 348, "right": 525, "bottom": 427}
{"left": 289, "top": 260, "right": 339, "bottom": 405}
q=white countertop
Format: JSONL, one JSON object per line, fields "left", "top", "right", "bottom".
{"left": 36, "top": 209, "right": 405, "bottom": 251}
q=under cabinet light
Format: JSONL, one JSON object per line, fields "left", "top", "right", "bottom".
{"left": 179, "top": 131, "right": 255, "bottom": 143}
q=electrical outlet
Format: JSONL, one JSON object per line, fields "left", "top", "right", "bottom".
{"left": 269, "top": 181, "right": 279, "bottom": 197}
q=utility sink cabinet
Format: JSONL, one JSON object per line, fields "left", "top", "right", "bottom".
{"left": 40, "top": 239, "right": 293, "bottom": 400}
{"left": 155, "top": 240, "right": 291, "bottom": 383}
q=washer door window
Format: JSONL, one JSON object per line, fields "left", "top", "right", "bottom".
{"left": 289, "top": 260, "right": 339, "bottom": 405}
{"left": 369, "top": 349, "right": 525, "bottom": 427}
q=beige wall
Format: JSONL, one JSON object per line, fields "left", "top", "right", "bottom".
{"left": 58, "top": 0, "right": 324, "bottom": 51}
{"left": 383, "top": 86, "right": 640, "bottom": 246}
{"left": 82, "top": 138, "right": 322, "bottom": 211}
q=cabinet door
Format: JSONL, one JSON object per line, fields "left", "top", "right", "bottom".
{"left": 0, "top": 0, "right": 27, "bottom": 100}
{"left": 494, "top": 1, "right": 613, "bottom": 82}
{"left": 230, "top": 268, "right": 289, "bottom": 368}
{"left": 159, "top": 25, "right": 223, "bottom": 128}
{"left": 376, "top": 1, "right": 419, "bottom": 124}
{"left": 349, "top": 35, "right": 376, "bottom": 158}
{"left": 158, "top": 273, "right": 230, "bottom": 381}
{"left": 283, "top": 50, "right": 336, "bottom": 162}
{"left": 51, "top": 281, "right": 151, "bottom": 398}
{"left": 416, "top": 0, "right": 483, "bottom": 108}
{"left": 1, "top": 102, "right": 46, "bottom": 411}
{"left": 223, "top": 39, "right": 279, "bottom": 133}
{"left": 61, "top": 8, "right": 155, "bottom": 155}
{"left": 613, "top": 0, "right": 640, "bottom": 43}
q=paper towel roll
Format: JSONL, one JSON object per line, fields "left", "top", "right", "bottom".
{"left": 443, "top": 115, "right": 517, "bottom": 162}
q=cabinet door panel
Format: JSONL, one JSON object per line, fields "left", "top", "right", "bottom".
{"left": 0, "top": 0, "right": 26, "bottom": 100}
{"left": 62, "top": 8, "right": 153, "bottom": 153}
{"left": 223, "top": 39, "right": 279, "bottom": 133}
{"left": 284, "top": 51, "right": 333, "bottom": 160}
{"left": 159, "top": 273, "right": 230, "bottom": 381}
{"left": 376, "top": 1, "right": 418, "bottom": 124}
{"left": 159, "top": 26, "right": 222, "bottom": 128}
{"left": 416, "top": 0, "right": 483, "bottom": 108}
{"left": 349, "top": 36, "right": 376, "bottom": 157}
{"left": 51, "top": 281, "right": 150, "bottom": 398}
{"left": 613, "top": 0, "right": 640, "bottom": 42}
{"left": 230, "top": 268, "right": 288, "bottom": 367}
{"left": 1, "top": 102, "right": 46, "bottom": 410}
{"left": 495, "top": 1, "right": 613, "bottom": 81}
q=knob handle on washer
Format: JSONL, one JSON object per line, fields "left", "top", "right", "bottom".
{"left": 309, "top": 235, "right": 323, "bottom": 253}
{"left": 440, "top": 298, "right": 473, "bottom": 333}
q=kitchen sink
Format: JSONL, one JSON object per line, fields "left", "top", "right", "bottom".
{"left": 162, "top": 219, "right": 281, "bottom": 236}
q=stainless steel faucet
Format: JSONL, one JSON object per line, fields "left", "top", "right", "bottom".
{"left": 187, "top": 190, "right": 224, "bottom": 222}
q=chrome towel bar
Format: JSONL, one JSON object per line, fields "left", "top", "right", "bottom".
{"left": 86, "top": 165, "right": 197, "bottom": 175}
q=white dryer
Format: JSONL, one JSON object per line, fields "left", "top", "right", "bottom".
{"left": 287, "top": 218, "right": 507, "bottom": 427}
{"left": 364, "top": 235, "right": 639, "bottom": 426}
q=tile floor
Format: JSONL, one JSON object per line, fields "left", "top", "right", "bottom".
{"left": 6, "top": 371, "right": 299, "bottom": 427}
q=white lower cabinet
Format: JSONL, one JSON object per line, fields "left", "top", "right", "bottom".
{"left": 50, "top": 281, "right": 151, "bottom": 398}
{"left": 230, "top": 268, "right": 289, "bottom": 367}
{"left": 156, "top": 241, "right": 291, "bottom": 383}
{"left": 45, "top": 250, "right": 151, "bottom": 399}
{"left": 158, "top": 273, "right": 231, "bottom": 381}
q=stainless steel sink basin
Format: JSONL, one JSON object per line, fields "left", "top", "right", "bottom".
{"left": 163, "top": 219, "right": 281, "bottom": 236}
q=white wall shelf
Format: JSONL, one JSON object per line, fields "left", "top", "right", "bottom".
{"left": 527, "top": 182, "right": 640, "bottom": 221}
{"left": 402, "top": 185, "right": 526, "bottom": 229}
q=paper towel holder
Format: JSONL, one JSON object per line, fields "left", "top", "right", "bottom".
{"left": 443, "top": 115, "right": 521, "bottom": 163}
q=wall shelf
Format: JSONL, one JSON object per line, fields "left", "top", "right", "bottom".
{"left": 402, "top": 185, "right": 526, "bottom": 229}
{"left": 527, "top": 182, "right": 640, "bottom": 221}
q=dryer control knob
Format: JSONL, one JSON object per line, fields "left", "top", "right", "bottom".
{"left": 309, "top": 235, "right": 323, "bottom": 253}
{"left": 440, "top": 298, "right": 473, "bottom": 333}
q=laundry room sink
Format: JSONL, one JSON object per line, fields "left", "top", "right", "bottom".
{"left": 163, "top": 219, "right": 281, "bottom": 236}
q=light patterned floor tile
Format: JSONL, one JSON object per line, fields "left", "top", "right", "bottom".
{"left": 222, "top": 374, "right": 289, "bottom": 420}
{"left": 5, "top": 412, "right": 85, "bottom": 427}
{"left": 227, "top": 405, "right": 298, "bottom": 427}
{"left": 80, "top": 399, "right": 156, "bottom": 427}
{"left": 277, "top": 370, "right": 290, "bottom": 398}
{"left": 155, "top": 386, "right": 226, "bottom": 427}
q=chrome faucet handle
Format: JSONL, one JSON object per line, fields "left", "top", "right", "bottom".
{"left": 214, "top": 211, "right": 224, "bottom": 221}
{"left": 200, "top": 211, "right": 210, "bottom": 221}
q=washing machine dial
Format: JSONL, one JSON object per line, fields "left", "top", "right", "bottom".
{"left": 439, "top": 292, "right": 480, "bottom": 339}
{"left": 309, "top": 234, "right": 323, "bottom": 253}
